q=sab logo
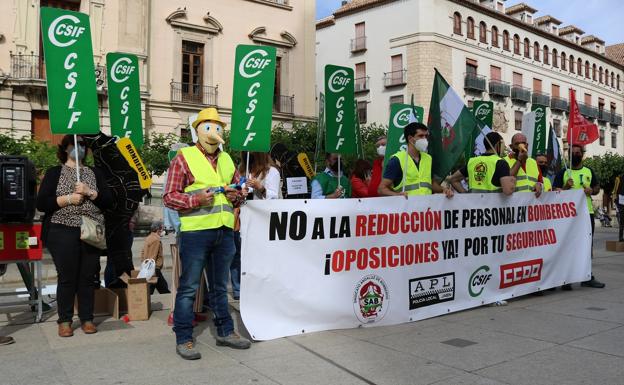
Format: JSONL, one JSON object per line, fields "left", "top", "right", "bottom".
{"left": 238, "top": 49, "right": 272, "bottom": 79}
{"left": 48, "top": 14, "right": 85, "bottom": 48}
{"left": 328, "top": 69, "right": 351, "bottom": 93}
{"left": 353, "top": 274, "right": 389, "bottom": 324}
{"left": 469, "top": 265, "right": 492, "bottom": 297}
{"left": 110, "top": 57, "right": 135, "bottom": 83}
{"left": 392, "top": 107, "right": 413, "bottom": 128}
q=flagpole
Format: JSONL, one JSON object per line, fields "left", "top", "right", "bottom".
{"left": 245, "top": 152, "right": 250, "bottom": 180}
{"left": 402, "top": 149, "right": 408, "bottom": 194}
{"left": 337, "top": 155, "right": 342, "bottom": 190}
{"left": 568, "top": 88, "right": 573, "bottom": 180}
{"left": 73, "top": 134, "right": 81, "bottom": 183}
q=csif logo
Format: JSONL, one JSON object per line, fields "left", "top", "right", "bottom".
{"left": 48, "top": 14, "right": 85, "bottom": 48}
{"left": 468, "top": 265, "right": 492, "bottom": 297}
{"left": 110, "top": 57, "right": 135, "bottom": 83}
{"left": 534, "top": 107, "right": 545, "bottom": 121}
{"left": 328, "top": 69, "right": 351, "bottom": 93}
{"left": 474, "top": 103, "right": 492, "bottom": 120}
{"left": 238, "top": 49, "right": 272, "bottom": 79}
{"left": 393, "top": 107, "right": 413, "bottom": 128}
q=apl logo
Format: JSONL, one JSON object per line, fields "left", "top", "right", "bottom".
{"left": 238, "top": 49, "right": 272, "bottom": 79}
{"left": 393, "top": 107, "right": 413, "bottom": 128}
{"left": 474, "top": 103, "right": 492, "bottom": 121}
{"left": 48, "top": 14, "right": 85, "bottom": 48}
{"left": 110, "top": 57, "right": 135, "bottom": 83}
{"left": 328, "top": 69, "right": 351, "bottom": 93}
{"left": 469, "top": 265, "right": 492, "bottom": 297}
{"left": 353, "top": 274, "right": 389, "bottom": 324}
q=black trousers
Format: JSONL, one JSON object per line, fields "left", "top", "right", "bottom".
{"left": 46, "top": 223, "right": 101, "bottom": 323}
{"left": 618, "top": 205, "right": 624, "bottom": 241}
{"left": 150, "top": 269, "right": 171, "bottom": 294}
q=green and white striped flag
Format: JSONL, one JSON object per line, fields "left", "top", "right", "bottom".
{"left": 427, "top": 70, "right": 480, "bottom": 178}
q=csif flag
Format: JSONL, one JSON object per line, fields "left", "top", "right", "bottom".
{"left": 427, "top": 69, "right": 480, "bottom": 178}
{"left": 567, "top": 89, "right": 599, "bottom": 146}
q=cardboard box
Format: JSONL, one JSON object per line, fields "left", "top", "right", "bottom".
{"left": 74, "top": 287, "right": 121, "bottom": 319}
{"left": 606, "top": 241, "right": 624, "bottom": 252}
{"left": 119, "top": 270, "right": 158, "bottom": 321}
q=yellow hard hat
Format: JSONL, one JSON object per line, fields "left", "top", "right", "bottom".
{"left": 191, "top": 107, "right": 227, "bottom": 129}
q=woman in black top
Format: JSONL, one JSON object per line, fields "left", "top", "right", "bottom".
{"left": 36, "top": 135, "right": 112, "bottom": 337}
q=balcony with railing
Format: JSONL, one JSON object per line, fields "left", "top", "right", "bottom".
{"left": 511, "top": 86, "right": 531, "bottom": 103}
{"left": 464, "top": 73, "right": 486, "bottom": 92}
{"left": 351, "top": 36, "right": 367, "bottom": 53}
{"left": 354, "top": 76, "right": 370, "bottom": 93}
{"left": 598, "top": 109, "right": 611, "bottom": 122}
{"left": 10, "top": 53, "right": 45, "bottom": 80}
{"left": 611, "top": 113, "right": 622, "bottom": 127}
{"left": 170, "top": 82, "right": 218, "bottom": 106}
{"left": 274, "top": 94, "right": 294, "bottom": 115}
{"left": 532, "top": 92, "right": 550, "bottom": 107}
{"left": 578, "top": 103, "right": 598, "bottom": 119}
{"left": 383, "top": 70, "right": 406, "bottom": 87}
{"left": 488, "top": 80, "right": 510, "bottom": 98}
{"left": 550, "top": 97, "right": 568, "bottom": 112}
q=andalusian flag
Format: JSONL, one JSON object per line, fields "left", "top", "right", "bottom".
{"left": 428, "top": 70, "right": 480, "bottom": 178}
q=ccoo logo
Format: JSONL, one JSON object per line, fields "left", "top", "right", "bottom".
{"left": 238, "top": 49, "right": 272, "bottom": 79}
{"left": 393, "top": 107, "right": 414, "bottom": 128}
{"left": 328, "top": 69, "right": 351, "bottom": 93}
{"left": 110, "top": 57, "right": 135, "bottom": 83}
{"left": 468, "top": 265, "right": 492, "bottom": 297}
{"left": 48, "top": 14, "right": 85, "bottom": 48}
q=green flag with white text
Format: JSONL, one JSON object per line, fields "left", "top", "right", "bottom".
{"left": 324, "top": 65, "right": 356, "bottom": 155}
{"left": 531, "top": 104, "right": 547, "bottom": 157}
{"left": 385, "top": 103, "right": 424, "bottom": 168}
{"left": 107, "top": 52, "right": 143, "bottom": 148}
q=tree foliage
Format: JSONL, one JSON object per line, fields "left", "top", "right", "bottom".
{"left": 584, "top": 152, "right": 624, "bottom": 194}
{"left": 0, "top": 132, "right": 58, "bottom": 180}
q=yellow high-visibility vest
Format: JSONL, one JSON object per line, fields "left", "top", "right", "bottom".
{"left": 467, "top": 155, "right": 503, "bottom": 193}
{"left": 392, "top": 150, "right": 433, "bottom": 195}
{"left": 506, "top": 156, "right": 540, "bottom": 192}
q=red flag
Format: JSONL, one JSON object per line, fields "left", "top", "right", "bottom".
{"left": 566, "top": 89, "right": 599, "bottom": 146}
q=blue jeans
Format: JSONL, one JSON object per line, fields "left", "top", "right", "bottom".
{"left": 230, "top": 231, "right": 241, "bottom": 297}
{"left": 173, "top": 227, "right": 235, "bottom": 344}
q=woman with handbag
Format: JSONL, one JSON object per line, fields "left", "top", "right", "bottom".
{"left": 37, "top": 135, "right": 113, "bottom": 337}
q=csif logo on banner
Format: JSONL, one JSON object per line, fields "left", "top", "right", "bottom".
{"left": 468, "top": 265, "right": 492, "bottom": 297}
{"left": 384, "top": 103, "right": 424, "bottom": 167}
{"left": 231, "top": 45, "right": 277, "bottom": 152}
{"left": 325, "top": 65, "right": 356, "bottom": 155}
{"left": 107, "top": 53, "right": 143, "bottom": 148}
{"left": 41, "top": 7, "right": 99, "bottom": 134}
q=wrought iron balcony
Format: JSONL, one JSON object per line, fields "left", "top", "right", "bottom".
{"left": 354, "top": 76, "right": 369, "bottom": 93}
{"left": 170, "top": 82, "right": 218, "bottom": 106}
{"left": 532, "top": 92, "right": 550, "bottom": 107}
{"left": 464, "top": 73, "right": 486, "bottom": 92}
{"left": 598, "top": 109, "right": 611, "bottom": 122}
{"left": 550, "top": 97, "right": 568, "bottom": 112}
{"left": 383, "top": 70, "right": 406, "bottom": 87}
{"left": 578, "top": 103, "right": 598, "bottom": 119}
{"left": 274, "top": 94, "right": 294, "bottom": 114}
{"left": 511, "top": 86, "right": 531, "bottom": 103}
{"left": 611, "top": 113, "right": 622, "bottom": 127}
{"left": 488, "top": 80, "right": 510, "bottom": 98}
{"left": 351, "top": 36, "right": 367, "bottom": 53}
{"left": 10, "top": 53, "right": 44, "bottom": 80}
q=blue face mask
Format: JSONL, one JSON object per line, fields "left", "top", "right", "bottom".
{"left": 67, "top": 145, "right": 86, "bottom": 160}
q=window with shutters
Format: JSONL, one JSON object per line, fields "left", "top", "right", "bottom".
{"left": 533, "top": 78, "right": 542, "bottom": 93}
{"left": 513, "top": 72, "right": 523, "bottom": 86}
{"left": 357, "top": 101, "right": 367, "bottom": 124}
{"left": 552, "top": 49, "right": 558, "bottom": 67}
{"left": 612, "top": 132, "right": 617, "bottom": 149}
{"left": 514, "top": 110, "right": 523, "bottom": 131}
{"left": 553, "top": 119, "right": 561, "bottom": 137}
{"left": 534, "top": 42, "right": 540, "bottom": 62}
{"left": 490, "top": 65, "right": 501, "bottom": 81}
{"left": 524, "top": 38, "right": 530, "bottom": 58}
{"left": 467, "top": 17, "right": 475, "bottom": 39}
{"left": 181, "top": 40, "right": 204, "bottom": 103}
{"left": 453, "top": 12, "right": 462, "bottom": 35}
{"left": 491, "top": 26, "right": 499, "bottom": 47}
{"left": 551, "top": 84, "right": 560, "bottom": 98}
{"left": 479, "top": 22, "right": 487, "bottom": 43}
{"left": 599, "top": 130, "right": 605, "bottom": 146}
{"left": 513, "top": 34, "right": 520, "bottom": 54}
{"left": 503, "top": 30, "right": 510, "bottom": 51}
{"left": 543, "top": 46, "right": 549, "bottom": 64}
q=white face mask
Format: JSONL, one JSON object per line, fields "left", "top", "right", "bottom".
{"left": 376, "top": 145, "right": 386, "bottom": 157}
{"left": 414, "top": 138, "right": 428, "bottom": 153}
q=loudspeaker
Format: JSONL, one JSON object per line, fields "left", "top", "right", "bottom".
{"left": 0, "top": 155, "right": 36, "bottom": 223}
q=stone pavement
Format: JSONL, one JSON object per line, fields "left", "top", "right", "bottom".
{"left": 1, "top": 227, "right": 624, "bottom": 385}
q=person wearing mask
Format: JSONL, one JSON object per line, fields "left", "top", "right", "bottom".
{"left": 535, "top": 153, "right": 552, "bottom": 192}
{"left": 311, "top": 153, "right": 352, "bottom": 199}
{"left": 36, "top": 135, "right": 113, "bottom": 337}
{"left": 141, "top": 221, "right": 171, "bottom": 295}
{"left": 506, "top": 133, "right": 543, "bottom": 197}
{"left": 368, "top": 136, "right": 387, "bottom": 197}
{"left": 378, "top": 122, "right": 452, "bottom": 197}
{"left": 447, "top": 132, "right": 515, "bottom": 196}
{"left": 350, "top": 159, "right": 373, "bottom": 198}
{"left": 554, "top": 144, "right": 605, "bottom": 289}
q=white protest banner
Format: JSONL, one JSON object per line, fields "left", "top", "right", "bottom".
{"left": 240, "top": 190, "right": 591, "bottom": 340}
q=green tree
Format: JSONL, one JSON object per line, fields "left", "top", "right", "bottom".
{"left": 140, "top": 133, "right": 184, "bottom": 177}
{"left": 584, "top": 152, "right": 624, "bottom": 195}
{"left": 0, "top": 132, "right": 58, "bottom": 180}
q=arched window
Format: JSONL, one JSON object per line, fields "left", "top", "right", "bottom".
{"left": 513, "top": 34, "right": 520, "bottom": 54}
{"left": 453, "top": 12, "right": 462, "bottom": 35}
{"left": 612, "top": 72, "right": 615, "bottom": 88}
{"left": 503, "top": 30, "right": 510, "bottom": 50}
{"left": 561, "top": 52, "right": 566, "bottom": 70}
{"left": 585, "top": 60, "right": 590, "bottom": 78}
{"left": 569, "top": 55, "right": 574, "bottom": 73}
{"left": 524, "top": 38, "right": 530, "bottom": 58}
{"left": 552, "top": 48, "right": 558, "bottom": 67}
{"left": 491, "top": 26, "right": 499, "bottom": 47}
{"left": 577, "top": 58, "right": 582, "bottom": 75}
{"left": 592, "top": 63, "right": 597, "bottom": 80}
{"left": 618, "top": 75, "right": 621, "bottom": 90}
{"left": 605, "top": 69, "right": 609, "bottom": 86}
{"left": 599, "top": 67, "right": 603, "bottom": 83}
{"left": 467, "top": 17, "right": 475, "bottom": 39}
{"left": 534, "top": 42, "right": 540, "bottom": 61}
{"left": 479, "top": 21, "right": 487, "bottom": 43}
{"left": 543, "top": 45, "right": 549, "bottom": 64}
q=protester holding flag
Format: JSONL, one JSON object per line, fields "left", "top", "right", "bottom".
{"left": 447, "top": 132, "right": 515, "bottom": 195}
{"left": 535, "top": 154, "right": 552, "bottom": 192}
{"left": 239, "top": 152, "right": 281, "bottom": 200}
{"left": 164, "top": 107, "right": 251, "bottom": 360}
{"left": 554, "top": 144, "right": 605, "bottom": 289}
{"left": 311, "top": 153, "right": 352, "bottom": 199}
{"left": 506, "top": 133, "right": 543, "bottom": 197}
{"left": 350, "top": 159, "right": 373, "bottom": 198}
{"left": 378, "top": 122, "right": 452, "bottom": 197}
{"left": 367, "top": 136, "right": 387, "bottom": 197}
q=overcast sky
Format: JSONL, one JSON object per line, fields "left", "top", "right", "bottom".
{"left": 316, "top": 0, "right": 624, "bottom": 46}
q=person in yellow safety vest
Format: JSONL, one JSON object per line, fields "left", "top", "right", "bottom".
{"left": 553, "top": 144, "right": 605, "bottom": 290}
{"left": 535, "top": 153, "right": 552, "bottom": 192}
{"left": 163, "top": 107, "right": 251, "bottom": 360}
{"left": 378, "top": 122, "right": 453, "bottom": 198}
{"left": 447, "top": 131, "right": 516, "bottom": 196}
{"left": 506, "top": 133, "right": 543, "bottom": 197}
